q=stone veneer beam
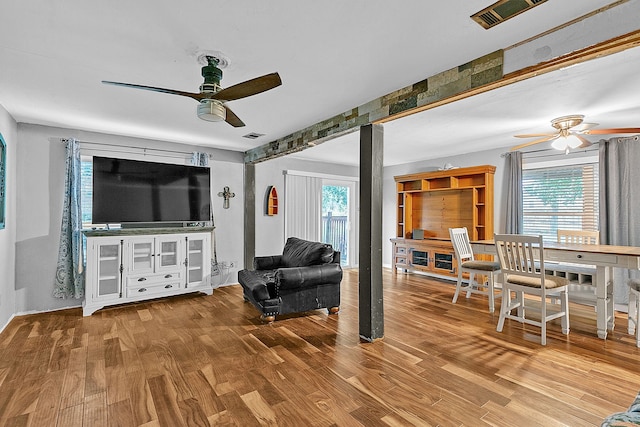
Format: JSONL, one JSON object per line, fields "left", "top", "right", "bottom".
{"left": 244, "top": 50, "right": 503, "bottom": 164}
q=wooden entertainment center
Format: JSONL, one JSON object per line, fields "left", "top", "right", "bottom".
{"left": 82, "top": 227, "right": 213, "bottom": 316}
{"left": 391, "top": 165, "right": 495, "bottom": 279}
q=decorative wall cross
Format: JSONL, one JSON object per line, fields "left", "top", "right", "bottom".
{"left": 217, "top": 186, "right": 235, "bottom": 209}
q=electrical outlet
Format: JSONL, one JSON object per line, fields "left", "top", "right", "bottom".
{"left": 229, "top": 261, "right": 237, "bottom": 268}
{"left": 211, "top": 263, "right": 220, "bottom": 276}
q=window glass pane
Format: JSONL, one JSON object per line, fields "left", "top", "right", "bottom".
{"left": 81, "top": 159, "right": 93, "bottom": 224}
{"left": 522, "top": 162, "right": 599, "bottom": 242}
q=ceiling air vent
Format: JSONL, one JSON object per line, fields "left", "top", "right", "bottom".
{"left": 471, "top": 0, "right": 548, "bottom": 29}
{"left": 243, "top": 132, "right": 265, "bottom": 139}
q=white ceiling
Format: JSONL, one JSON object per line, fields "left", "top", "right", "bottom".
{"left": 292, "top": 45, "right": 640, "bottom": 166}
{"left": 1, "top": 1, "right": 638, "bottom": 166}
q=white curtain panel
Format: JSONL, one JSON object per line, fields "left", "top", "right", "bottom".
{"left": 284, "top": 173, "right": 322, "bottom": 242}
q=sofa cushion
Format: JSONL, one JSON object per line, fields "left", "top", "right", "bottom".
{"left": 276, "top": 263, "right": 344, "bottom": 290}
{"left": 281, "top": 237, "right": 334, "bottom": 268}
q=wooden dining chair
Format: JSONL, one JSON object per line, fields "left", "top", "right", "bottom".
{"left": 557, "top": 229, "right": 600, "bottom": 245}
{"left": 554, "top": 229, "right": 600, "bottom": 306}
{"left": 449, "top": 227, "right": 501, "bottom": 312}
{"left": 494, "top": 233, "right": 570, "bottom": 345}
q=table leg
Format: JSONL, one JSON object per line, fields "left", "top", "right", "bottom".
{"left": 629, "top": 284, "right": 637, "bottom": 335}
{"left": 595, "top": 266, "right": 610, "bottom": 339}
{"left": 606, "top": 267, "right": 615, "bottom": 332}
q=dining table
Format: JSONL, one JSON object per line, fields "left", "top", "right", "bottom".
{"left": 471, "top": 239, "right": 640, "bottom": 340}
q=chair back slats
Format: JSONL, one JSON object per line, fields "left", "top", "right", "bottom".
{"left": 494, "top": 234, "right": 544, "bottom": 278}
{"left": 449, "top": 227, "right": 474, "bottom": 261}
{"left": 557, "top": 229, "right": 600, "bottom": 245}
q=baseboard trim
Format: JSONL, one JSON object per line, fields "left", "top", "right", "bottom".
{"left": 0, "top": 313, "right": 17, "bottom": 335}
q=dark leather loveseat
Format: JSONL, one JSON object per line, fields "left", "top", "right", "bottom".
{"left": 238, "top": 237, "right": 343, "bottom": 322}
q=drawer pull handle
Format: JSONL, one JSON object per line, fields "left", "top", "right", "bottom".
{"left": 138, "top": 288, "right": 147, "bottom": 292}
{"left": 577, "top": 254, "right": 583, "bottom": 259}
{"left": 138, "top": 277, "right": 147, "bottom": 282}
{"left": 164, "top": 284, "right": 173, "bottom": 289}
{"left": 164, "top": 274, "right": 173, "bottom": 278}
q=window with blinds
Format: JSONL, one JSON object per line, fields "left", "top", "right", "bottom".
{"left": 522, "top": 162, "right": 599, "bottom": 242}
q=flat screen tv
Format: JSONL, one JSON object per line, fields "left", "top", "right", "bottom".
{"left": 92, "top": 156, "right": 211, "bottom": 225}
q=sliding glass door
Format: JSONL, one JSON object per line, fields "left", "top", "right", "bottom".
{"left": 322, "top": 180, "right": 357, "bottom": 267}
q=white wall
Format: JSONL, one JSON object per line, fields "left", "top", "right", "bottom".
{"left": 15, "top": 123, "right": 245, "bottom": 313}
{"left": 10, "top": 119, "right": 505, "bottom": 314}
{"left": 254, "top": 156, "right": 359, "bottom": 257}
{"left": 252, "top": 147, "right": 507, "bottom": 270}
{"left": 382, "top": 147, "right": 506, "bottom": 268}
{"left": 209, "top": 159, "right": 244, "bottom": 286}
{"left": 0, "top": 104, "right": 17, "bottom": 329}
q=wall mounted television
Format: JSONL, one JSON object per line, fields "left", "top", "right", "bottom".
{"left": 92, "top": 156, "right": 211, "bottom": 225}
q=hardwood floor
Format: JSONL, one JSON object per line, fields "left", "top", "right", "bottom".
{"left": 1, "top": 269, "right": 640, "bottom": 426}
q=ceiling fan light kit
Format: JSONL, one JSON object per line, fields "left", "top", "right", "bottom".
{"left": 550, "top": 134, "right": 582, "bottom": 152}
{"left": 198, "top": 99, "right": 226, "bottom": 122}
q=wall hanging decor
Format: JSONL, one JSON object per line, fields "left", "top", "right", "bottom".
{"left": 218, "top": 186, "right": 235, "bottom": 209}
{"left": 266, "top": 186, "right": 278, "bottom": 216}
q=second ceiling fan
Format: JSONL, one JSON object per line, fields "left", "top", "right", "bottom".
{"left": 512, "top": 114, "right": 640, "bottom": 153}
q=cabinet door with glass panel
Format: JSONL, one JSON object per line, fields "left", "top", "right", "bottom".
{"left": 185, "top": 234, "right": 210, "bottom": 288}
{"left": 156, "top": 235, "right": 183, "bottom": 272}
{"left": 128, "top": 237, "right": 155, "bottom": 274}
{"left": 89, "top": 237, "right": 124, "bottom": 301}
{"left": 128, "top": 236, "right": 183, "bottom": 274}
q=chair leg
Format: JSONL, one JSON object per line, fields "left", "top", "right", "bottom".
{"left": 452, "top": 270, "right": 463, "bottom": 304}
{"left": 497, "top": 286, "right": 509, "bottom": 332}
{"left": 561, "top": 289, "right": 570, "bottom": 335}
{"left": 466, "top": 272, "right": 474, "bottom": 299}
{"left": 517, "top": 291, "right": 525, "bottom": 319}
{"left": 540, "top": 294, "right": 547, "bottom": 345}
{"left": 487, "top": 272, "right": 495, "bottom": 313}
{"left": 261, "top": 314, "right": 275, "bottom": 323}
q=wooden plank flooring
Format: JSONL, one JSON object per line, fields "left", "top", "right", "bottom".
{"left": 1, "top": 269, "right": 640, "bottom": 426}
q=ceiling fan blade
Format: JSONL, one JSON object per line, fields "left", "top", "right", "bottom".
{"left": 212, "top": 73, "right": 282, "bottom": 101}
{"left": 223, "top": 106, "right": 245, "bottom": 127}
{"left": 575, "top": 134, "right": 592, "bottom": 148}
{"left": 574, "top": 122, "right": 598, "bottom": 132}
{"left": 583, "top": 127, "right": 640, "bottom": 135}
{"left": 511, "top": 135, "right": 558, "bottom": 151}
{"left": 514, "top": 133, "right": 556, "bottom": 138}
{"left": 102, "top": 80, "right": 205, "bottom": 101}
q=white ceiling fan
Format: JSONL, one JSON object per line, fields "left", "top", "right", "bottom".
{"left": 512, "top": 114, "right": 640, "bottom": 153}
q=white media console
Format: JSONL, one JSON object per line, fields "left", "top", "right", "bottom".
{"left": 82, "top": 227, "right": 214, "bottom": 316}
